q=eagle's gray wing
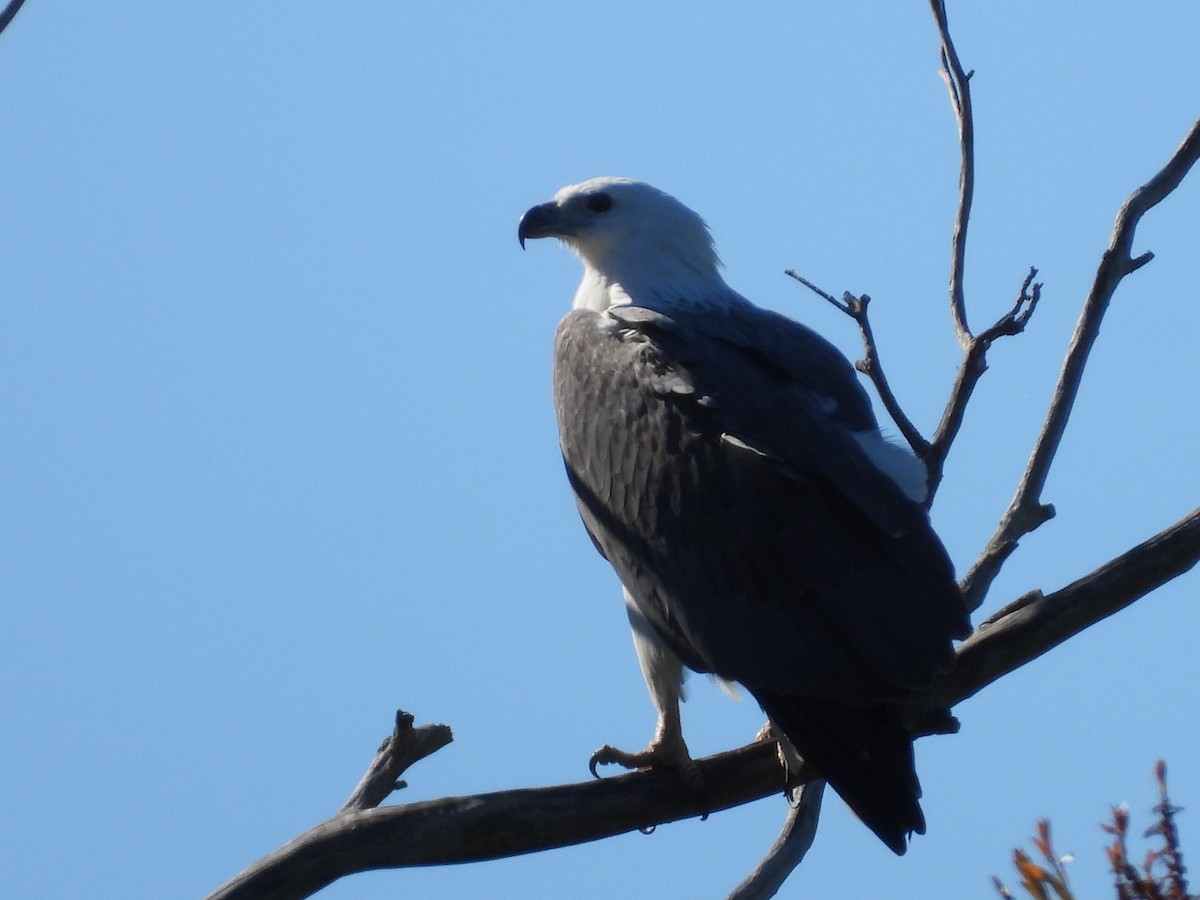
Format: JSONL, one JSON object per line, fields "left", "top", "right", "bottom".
{"left": 555, "top": 304, "right": 968, "bottom": 697}
{"left": 553, "top": 304, "right": 970, "bottom": 852}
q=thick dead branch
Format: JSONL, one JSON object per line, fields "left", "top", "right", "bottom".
{"left": 928, "top": 507, "right": 1200, "bottom": 710}
{"left": 206, "top": 739, "right": 798, "bottom": 900}
{"left": 962, "top": 113, "right": 1200, "bottom": 608}
{"left": 208, "top": 710, "right": 452, "bottom": 900}
{"left": 206, "top": 507, "right": 1200, "bottom": 900}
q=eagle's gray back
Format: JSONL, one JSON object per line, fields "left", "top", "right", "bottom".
{"left": 553, "top": 303, "right": 968, "bottom": 704}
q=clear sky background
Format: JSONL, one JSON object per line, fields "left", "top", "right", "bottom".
{"left": 2, "top": 3, "right": 1198, "bottom": 898}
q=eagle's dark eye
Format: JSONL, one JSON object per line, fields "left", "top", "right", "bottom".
{"left": 586, "top": 192, "right": 613, "bottom": 213}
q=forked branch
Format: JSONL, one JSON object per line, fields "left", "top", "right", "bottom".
{"left": 961, "top": 112, "right": 1200, "bottom": 608}
{"left": 925, "top": 269, "right": 1041, "bottom": 499}
{"left": 786, "top": 263, "right": 1041, "bottom": 506}
{"left": 788, "top": 0, "right": 1043, "bottom": 503}
{"left": 206, "top": 737, "right": 800, "bottom": 900}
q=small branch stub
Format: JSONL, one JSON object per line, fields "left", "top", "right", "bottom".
{"left": 339, "top": 709, "right": 454, "bottom": 814}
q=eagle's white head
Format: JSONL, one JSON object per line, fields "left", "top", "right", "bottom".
{"left": 519, "top": 177, "right": 736, "bottom": 312}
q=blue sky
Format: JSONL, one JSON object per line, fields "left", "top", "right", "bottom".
{"left": 2, "top": 3, "right": 1198, "bottom": 898}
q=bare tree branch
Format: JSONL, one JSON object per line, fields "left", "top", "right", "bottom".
{"left": 785, "top": 271, "right": 930, "bottom": 458}
{"left": 790, "top": 0, "right": 1045, "bottom": 507}
{"left": 962, "top": 113, "right": 1200, "bottom": 608}
{"left": 786, "top": 263, "right": 1041, "bottom": 506}
{"left": 207, "top": 711, "right": 452, "bottom": 899}
{"left": 337, "top": 710, "right": 453, "bottom": 815}
{"left": 205, "top": 505, "right": 1200, "bottom": 900}
{"left": 929, "top": 0, "right": 976, "bottom": 348}
{"left": 930, "top": 506, "right": 1200, "bottom": 711}
{"left": 847, "top": 294, "right": 933, "bottom": 458}
{"left": 914, "top": 1, "right": 1050, "bottom": 503}
{"left": 791, "top": 8, "right": 1197, "bottom": 604}
{"left": 206, "top": 739, "right": 801, "bottom": 900}
{"left": 0, "top": 0, "right": 28, "bottom": 39}
{"left": 924, "top": 269, "right": 1041, "bottom": 501}
{"left": 726, "top": 779, "right": 827, "bottom": 900}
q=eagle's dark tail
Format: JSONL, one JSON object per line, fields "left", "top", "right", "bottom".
{"left": 753, "top": 690, "right": 924, "bottom": 855}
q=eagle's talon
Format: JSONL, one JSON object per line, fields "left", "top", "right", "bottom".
{"left": 589, "top": 743, "right": 655, "bottom": 776}
{"left": 587, "top": 739, "right": 709, "bottom": 818}
{"left": 588, "top": 746, "right": 617, "bottom": 779}
{"left": 591, "top": 732, "right": 708, "bottom": 819}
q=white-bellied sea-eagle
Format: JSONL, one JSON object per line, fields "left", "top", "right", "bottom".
{"left": 518, "top": 177, "right": 970, "bottom": 854}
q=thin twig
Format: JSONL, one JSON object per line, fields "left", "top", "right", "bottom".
{"left": 961, "top": 113, "right": 1200, "bottom": 608}
{"left": 726, "top": 779, "right": 826, "bottom": 900}
{"left": 784, "top": 269, "right": 852, "bottom": 315}
{"left": 786, "top": 271, "right": 929, "bottom": 457}
{"left": 930, "top": 0, "right": 976, "bottom": 348}
{"left": 847, "top": 293, "right": 932, "bottom": 458}
{"left": 0, "top": 0, "right": 28, "bottom": 38}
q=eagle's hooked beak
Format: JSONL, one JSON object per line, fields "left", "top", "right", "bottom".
{"left": 518, "top": 201, "right": 561, "bottom": 250}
